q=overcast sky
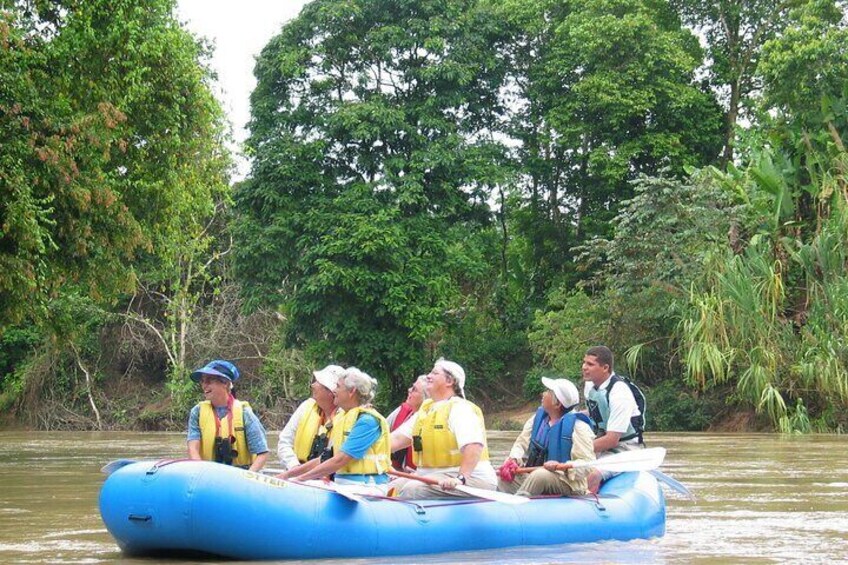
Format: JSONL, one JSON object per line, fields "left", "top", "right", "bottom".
{"left": 176, "top": 1, "right": 311, "bottom": 178}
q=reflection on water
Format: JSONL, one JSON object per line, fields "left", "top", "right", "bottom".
{"left": 1, "top": 431, "right": 847, "bottom": 564}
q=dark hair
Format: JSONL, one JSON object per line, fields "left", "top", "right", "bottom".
{"left": 585, "top": 345, "right": 614, "bottom": 371}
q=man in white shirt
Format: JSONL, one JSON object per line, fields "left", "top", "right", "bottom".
{"left": 582, "top": 345, "right": 643, "bottom": 491}
{"left": 389, "top": 358, "right": 497, "bottom": 498}
{"left": 277, "top": 365, "right": 345, "bottom": 470}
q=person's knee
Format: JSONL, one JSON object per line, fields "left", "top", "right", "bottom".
{"left": 396, "top": 480, "right": 430, "bottom": 499}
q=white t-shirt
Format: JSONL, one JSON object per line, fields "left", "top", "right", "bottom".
{"left": 394, "top": 397, "right": 497, "bottom": 484}
{"left": 277, "top": 399, "right": 313, "bottom": 470}
{"left": 584, "top": 375, "right": 640, "bottom": 439}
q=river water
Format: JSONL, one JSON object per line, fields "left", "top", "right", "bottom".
{"left": 1, "top": 431, "right": 847, "bottom": 564}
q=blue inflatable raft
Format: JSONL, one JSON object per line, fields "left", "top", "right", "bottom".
{"left": 99, "top": 460, "right": 665, "bottom": 560}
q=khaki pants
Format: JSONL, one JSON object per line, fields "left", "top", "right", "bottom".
{"left": 515, "top": 468, "right": 580, "bottom": 497}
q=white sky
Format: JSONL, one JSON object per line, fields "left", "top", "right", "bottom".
{"left": 176, "top": 1, "right": 311, "bottom": 179}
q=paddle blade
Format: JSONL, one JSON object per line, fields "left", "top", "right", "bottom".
{"left": 649, "top": 469, "right": 695, "bottom": 500}
{"left": 100, "top": 459, "right": 137, "bottom": 476}
{"left": 571, "top": 447, "right": 667, "bottom": 473}
{"left": 457, "top": 485, "right": 529, "bottom": 505}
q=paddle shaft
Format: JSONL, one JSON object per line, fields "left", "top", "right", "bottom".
{"left": 516, "top": 464, "right": 570, "bottom": 474}
{"left": 507, "top": 447, "right": 668, "bottom": 478}
{"left": 389, "top": 469, "right": 449, "bottom": 486}
{"left": 387, "top": 469, "right": 529, "bottom": 505}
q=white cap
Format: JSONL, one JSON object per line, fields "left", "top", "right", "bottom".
{"left": 435, "top": 358, "right": 466, "bottom": 397}
{"left": 313, "top": 364, "right": 345, "bottom": 392}
{"left": 541, "top": 377, "right": 579, "bottom": 411}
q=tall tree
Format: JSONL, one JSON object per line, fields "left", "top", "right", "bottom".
{"left": 670, "top": 0, "right": 795, "bottom": 167}
{"left": 497, "top": 0, "right": 724, "bottom": 296}
{"left": 678, "top": 2, "right": 848, "bottom": 432}
{"left": 0, "top": 0, "right": 231, "bottom": 330}
{"left": 235, "top": 0, "right": 510, "bottom": 400}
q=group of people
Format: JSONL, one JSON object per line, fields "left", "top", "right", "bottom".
{"left": 185, "top": 345, "right": 644, "bottom": 499}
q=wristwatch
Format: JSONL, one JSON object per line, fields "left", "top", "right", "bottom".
{"left": 457, "top": 474, "right": 467, "bottom": 485}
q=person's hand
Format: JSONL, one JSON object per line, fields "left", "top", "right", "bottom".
{"left": 497, "top": 459, "right": 519, "bottom": 482}
{"left": 543, "top": 460, "right": 572, "bottom": 473}
{"left": 438, "top": 476, "right": 460, "bottom": 490}
{"left": 275, "top": 471, "right": 290, "bottom": 479}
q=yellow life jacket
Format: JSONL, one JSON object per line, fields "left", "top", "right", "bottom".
{"left": 328, "top": 406, "right": 391, "bottom": 476}
{"left": 293, "top": 398, "right": 340, "bottom": 463}
{"left": 412, "top": 398, "right": 490, "bottom": 468}
{"left": 198, "top": 399, "right": 255, "bottom": 468}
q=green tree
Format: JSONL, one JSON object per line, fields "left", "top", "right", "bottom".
{"left": 670, "top": 0, "right": 795, "bottom": 166}
{"left": 497, "top": 0, "right": 724, "bottom": 297}
{"left": 235, "top": 0, "right": 510, "bottom": 401}
{"left": 2, "top": 0, "right": 233, "bottom": 423}
{"left": 679, "top": 2, "right": 848, "bottom": 430}
{"left": 576, "top": 170, "right": 737, "bottom": 382}
{"left": 0, "top": 0, "right": 231, "bottom": 332}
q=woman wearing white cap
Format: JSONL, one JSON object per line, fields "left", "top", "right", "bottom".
{"left": 285, "top": 368, "right": 391, "bottom": 489}
{"left": 496, "top": 375, "right": 596, "bottom": 497}
{"left": 277, "top": 365, "right": 345, "bottom": 470}
{"left": 389, "top": 358, "right": 497, "bottom": 498}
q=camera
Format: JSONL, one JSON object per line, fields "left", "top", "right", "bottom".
{"left": 412, "top": 435, "right": 423, "bottom": 452}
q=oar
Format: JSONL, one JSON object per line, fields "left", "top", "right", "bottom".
{"left": 101, "top": 458, "right": 139, "bottom": 476}
{"left": 516, "top": 446, "right": 667, "bottom": 474}
{"left": 649, "top": 469, "right": 695, "bottom": 500}
{"left": 388, "top": 469, "right": 529, "bottom": 505}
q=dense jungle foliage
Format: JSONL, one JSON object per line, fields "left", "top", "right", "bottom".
{"left": 1, "top": 0, "right": 847, "bottom": 434}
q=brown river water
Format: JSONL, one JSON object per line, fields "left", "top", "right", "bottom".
{"left": 1, "top": 431, "right": 847, "bottom": 564}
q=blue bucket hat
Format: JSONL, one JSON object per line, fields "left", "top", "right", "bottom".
{"left": 190, "top": 360, "right": 240, "bottom": 383}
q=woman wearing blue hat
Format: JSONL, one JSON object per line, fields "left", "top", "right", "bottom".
{"left": 186, "top": 360, "right": 269, "bottom": 471}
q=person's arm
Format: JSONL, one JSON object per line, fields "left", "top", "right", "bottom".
{"left": 280, "top": 456, "right": 321, "bottom": 479}
{"left": 298, "top": 413, "right": 382, "bottom": 481}
{"left": 243, "top": 406, "right": 270, "bottom": 472}
{"left": 278, "top": 401, "right": 308, "bottom": 469}
{"left": 593, "top": 430, "right": 622, "bottom": 453}
{"left": 188, "top": 440, "right": 202, "bottom": 460}
{"left": 439, "top": 401, "right": 484, "bottom": 490}
{"left": 505, "top": 415, "right": 534, "bottom": 465}
{"left": 389, "top": 413, "right": 416, "bottom": 452}
{"left": 560, "top": 421, "right": 597, "bottom": 479}
{"left": 186, "top": 406, "right": 202, "bottom": 460}
{"left": 296, "top": 451, "right": 354, "bottom": 481}
{"left": 249, "top": 452, "right": 269, "bottom": 472}
{"left": 458, "top": 443, "right": 483, "bottom": 477}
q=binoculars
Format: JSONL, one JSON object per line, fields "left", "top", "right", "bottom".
{"left": 214, "top": 436, "right": 238, "bottom": 465}
{"left": 308, "top": 434, "right": 329, "bottom": 461}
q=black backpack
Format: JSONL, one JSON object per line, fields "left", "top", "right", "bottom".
{"left": 607, "top": 374, "right": 647, "bottom": 443}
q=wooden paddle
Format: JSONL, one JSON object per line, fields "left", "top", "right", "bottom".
{"left": 515, "top": 446, "right": 667, "bottom": 474}
{"left": 388, "top": 469, "right": 529, "bottom": 505}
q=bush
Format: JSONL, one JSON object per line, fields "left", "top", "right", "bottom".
{"left": 646, "top": 379, "right": 724, "bottom": 431}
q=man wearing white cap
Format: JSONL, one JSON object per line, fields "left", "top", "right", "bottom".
{"left": 496, "top": 375, "right": 595, "bottom": 497}
{"left": 389, "top": 358, "right": 497, "bottom": 498}
{"left": 277, "top": 364, "right": 346, "bottom": 470}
